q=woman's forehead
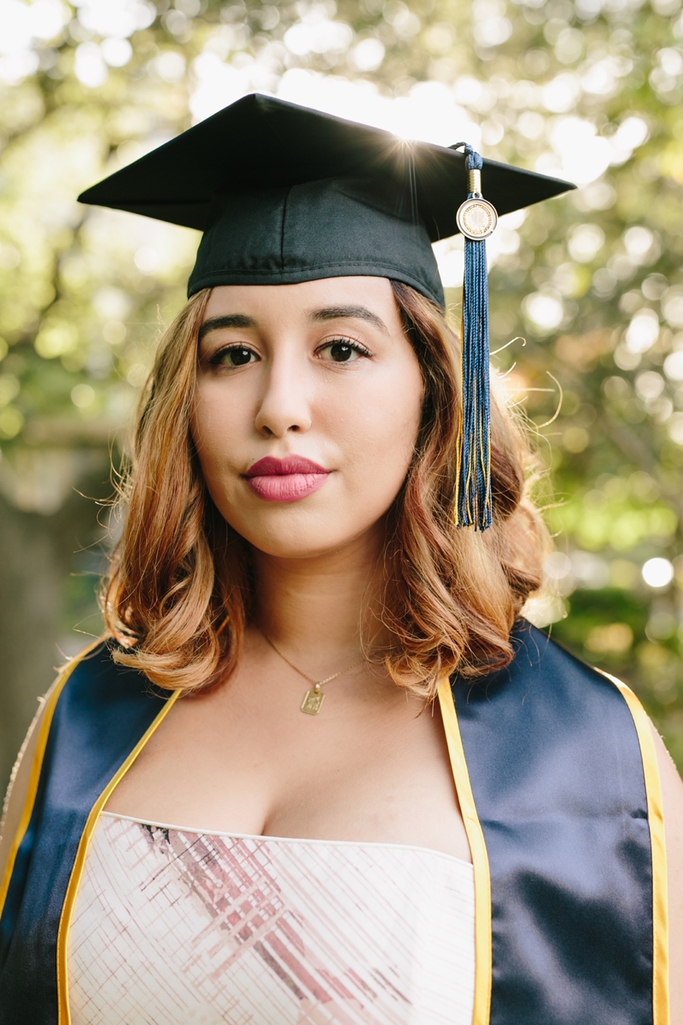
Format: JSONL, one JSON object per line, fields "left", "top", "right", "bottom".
{"left": 202, "top": 277, "right": 399, "bottom": 322}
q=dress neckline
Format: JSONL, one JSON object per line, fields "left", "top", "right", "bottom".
{"left": 99, "top": 810, "right": 473, "bottom": 871}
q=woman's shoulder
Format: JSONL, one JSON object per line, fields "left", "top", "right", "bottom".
{"left": 0, "top": 637, "right": 169, "bottom": 885}
{"left": 0, "top": 675, "right": 55, "bottom": 883}
{"left": 0, "top": 639, "right": 106, "bottom": 881}
{"left": 452, "top": 616, "right": 681, "bottom": 839}
{"left": 456, "top": 617, "right": 646, "bottom": 723}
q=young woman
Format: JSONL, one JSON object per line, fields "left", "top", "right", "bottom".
{"left": 1, "top": 95, "right": 681, "bottom": 1025}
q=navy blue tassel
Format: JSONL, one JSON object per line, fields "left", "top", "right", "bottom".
{"left": 450, "top": 144, "right": 495, "bottom": 531}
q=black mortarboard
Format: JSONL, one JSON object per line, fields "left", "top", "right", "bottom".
{"left": 78, "top": 93, "right": 573, "bottom": 308}
{"left": 79, "top": 94, "right": 575, "bottom": 529}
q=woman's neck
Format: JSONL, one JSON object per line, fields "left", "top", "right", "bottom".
{"left": 251, "top": 526, "right": 386, "bottom": 665}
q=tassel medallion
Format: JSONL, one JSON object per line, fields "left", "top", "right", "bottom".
{"left": 456, "top": 196, "right": 498, "bottom": 241}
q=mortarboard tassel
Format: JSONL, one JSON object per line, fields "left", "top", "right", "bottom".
{"left": 450, "top": 143, "right": 498, "bottom": 531}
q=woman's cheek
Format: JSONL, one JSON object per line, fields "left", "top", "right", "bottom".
{"left": 340, "top": 404, "right": 419, "bottom": 514}
{"left": 193, "top": 386, "right": 243, "bottom": 466}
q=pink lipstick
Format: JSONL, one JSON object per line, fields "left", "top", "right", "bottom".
{"left": 244, "top": 455, "right": 330, "bottom": 502}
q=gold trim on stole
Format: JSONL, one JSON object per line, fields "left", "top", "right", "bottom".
{"left": 0, "top": 640, "right": 103, "bottom": 920}
{"left": 438, "top": 676, "right": 492, "bottom": 1025}
{"left": 598, "top": 670, "right": 670, "bottom": 1025}
{"left": 56, "top": 687, "right": 180, "bottom": 1024}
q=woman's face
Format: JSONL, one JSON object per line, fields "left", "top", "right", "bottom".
{"left": 192, "top": 277, "right": 424, "bottom": 560}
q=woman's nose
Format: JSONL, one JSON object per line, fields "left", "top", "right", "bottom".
{"left": 254, "top": 358, "right": 313, "bottom": 437}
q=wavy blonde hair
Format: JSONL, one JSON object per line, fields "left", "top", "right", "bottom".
{"left": 104, "top": 281, "right": 547, "bottom": 697}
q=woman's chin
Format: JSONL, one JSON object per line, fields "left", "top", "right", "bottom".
{"left": 244, "top": 531, "right": 364, "bottom": 563}
{"left": 227, "top": 513, "right": 386, "bottom": 564}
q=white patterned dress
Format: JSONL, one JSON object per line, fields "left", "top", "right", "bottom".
{"left": 68, "top": 812, "right": 475, "bottom": 1025}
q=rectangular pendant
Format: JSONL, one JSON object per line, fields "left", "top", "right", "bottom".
{"left": 301, "top": 688, "right": 325, "bottom": 715}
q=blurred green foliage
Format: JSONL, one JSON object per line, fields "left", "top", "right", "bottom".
{"left": 1, "top": 0, "right": 682, "bottom": 768}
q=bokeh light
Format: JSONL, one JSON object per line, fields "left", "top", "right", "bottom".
{"left": 642, "top": 558, "right": 675, "bottom": 589}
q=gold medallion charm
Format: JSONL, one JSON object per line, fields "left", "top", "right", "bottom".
{"left": 456, "top": 197, "right": 498, "bottom": 240}
{"left": 301, "top": 684, "right": 325, "bottom": 715}
{"left": 261, "top": 631, "right": 366, "bottom": 716}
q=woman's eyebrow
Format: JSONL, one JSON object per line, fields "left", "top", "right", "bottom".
{"left": 308, "top": 305, "right": 388, "bottom": 332}
{"left": 198, "top": 314, "right": 257, "bottom": 341}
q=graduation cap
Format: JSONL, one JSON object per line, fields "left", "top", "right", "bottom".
{"left": 79, "top": 93, "right": 575, "bottom": 530}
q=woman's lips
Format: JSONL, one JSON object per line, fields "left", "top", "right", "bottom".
{"left": 244, "top": 455, "right": 330, "bottom": 503}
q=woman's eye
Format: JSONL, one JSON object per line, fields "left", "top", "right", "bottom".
{"left": 319, "top": 340, "right": 369, "bottom": 363}
{"left": 211, "top": 346, "right": 256, "bottom": 367}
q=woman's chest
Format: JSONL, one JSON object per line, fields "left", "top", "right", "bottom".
{"left": 105, "top": 680, "right": 470, "bottom": 861}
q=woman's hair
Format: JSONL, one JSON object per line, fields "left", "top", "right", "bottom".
{"left": 103, "top": 281, "right": 548, "bottom": 698}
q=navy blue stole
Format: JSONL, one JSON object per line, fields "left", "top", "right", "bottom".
{"left": 0, "top": 623, "right": 666, "bottom": 1024}
{"left": 444, "top": 622, "right": 666, "bottom": 1025}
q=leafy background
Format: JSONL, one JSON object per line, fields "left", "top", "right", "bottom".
{"left": 1, "top": 0, "right": 682, "bottom": 793}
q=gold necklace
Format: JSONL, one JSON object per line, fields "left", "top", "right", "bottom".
{"left": 262, "top": 633, "right": 365, "bottom": 715}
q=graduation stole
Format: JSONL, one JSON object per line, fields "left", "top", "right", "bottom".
{"left": 0, "top": 621, "right": 668, "bottom": 1025}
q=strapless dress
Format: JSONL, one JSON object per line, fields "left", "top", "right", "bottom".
{"left": 68, "top": 811, "right": 475, "bottom": 1025}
